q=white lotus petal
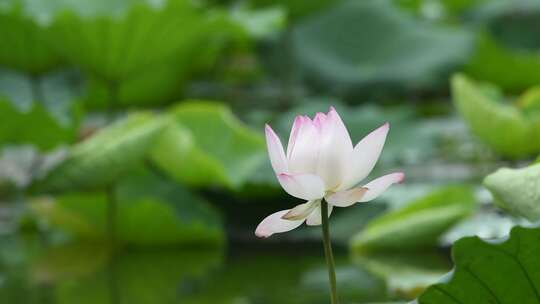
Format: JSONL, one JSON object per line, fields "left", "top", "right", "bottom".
{"left": 339, "top": 123, "right": 389, "bottom": 190}
{"left": 265, "top": 124, "right": 288, "bottom": 174}
{"left": 316, "top": 107, "right": 353, "bottom": 190}
{"left": 286, "top": 116, "right": 303, "bottom": 158}
{"left": 325, "top": 187, "right": 369, "bottom": 207}
{"left": 287, "top": 116, "right": 319, "bottom": 174}
{"left": 282, "top": 200, "right": 320, "bottom": 220}
{"left": 255, "top": 209, "right": 305, "bottom": 238}
{"left": 277, "top": 173, "right": 325, "bottom": 200}
{"left": 306, "top": 204, "right": 333, "bottom": 226}
{"left": 359, "top": 172, "right": 405, "bottom": 202}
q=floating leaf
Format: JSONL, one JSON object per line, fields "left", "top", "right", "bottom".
{"left": 452, "top": 73, "right": 540, "bottom": 158}
{"left": 151, "top": 101, "right": 266, "bottom": 189}
{"left": 484, "top": 163, "right": 540, "bottom": 221}
{"left": 292, "top": 0, "right": 473, "bottom": 96}
{"left": 351, "top": 185, "right": 476, "bottom": 252}
{"left": 31, "top": 167, "right": 224, "bottom": 246}
{"left": 417, "top": 225, "right": 540, "bottom": 303}
{"left": 35, "top": 112, "right": 167, "bottom": 192}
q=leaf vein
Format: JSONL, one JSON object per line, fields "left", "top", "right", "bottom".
{"left": 489, "top": 234, "right": 540, "bottom": 302}
{"left": 431, "top": 285, "right": 465, "bottom": 304}
{"left": 463, "top": 267, "right": 502, "bottom": 304}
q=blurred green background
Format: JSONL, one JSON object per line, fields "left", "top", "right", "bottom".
{"left": 1, "top": 0, "right": 540, "bottom": 303}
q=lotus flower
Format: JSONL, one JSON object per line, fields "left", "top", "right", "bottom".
{"left": 255, "top": 107, "right": 404, "bottom": 238}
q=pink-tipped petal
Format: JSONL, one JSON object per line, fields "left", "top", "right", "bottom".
{"left": 286, "top": 116, "right": 303, "bottom": 159}
{"left": 316, "top": 107, "right": 353, "bottom": 189}
{"left": 265, "top": 124, "right": 288, "bottom": 174}
{"left": 277, "top": 173, "right": 325, "bottom": 200}
{"left": 339, "top": 123, "right": 389, "bottom": 190}
{"left": 287, "top": 117, "right": 319, "bottom": 173}
{"left": 313, "top": 112, "right": 327, "bottom": 132}
{"left": 282, "top": 200, "right": 320, "bottom": 220}
{"left": 306, "top": 204, "right": 333, "bottom": 226}
{"left": 255, "top": 210, "right": 305, "bottom": 238}
{"left": 325, "top": 187, "right": 369, "bottom": 207}
{"left": 359, "top": 172, "right": 405, "bottom": 202}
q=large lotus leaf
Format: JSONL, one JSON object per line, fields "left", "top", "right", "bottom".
{"left": 470, "top": 0, "right": 540, "bottom": 50}
{"left": 0, "top": 3, "right": 60, "bottom": 73}
{"left": 79, "top": 7, "right": 239, "bottom": 107}
{"left": 0, "top": 69, "right": 81, "bottom": 150}
{"left": 483, "top": 163, "right": 540, "bottom": 222}
{"left": 41, "top": 0, "right": 238, "bottom": 105}
{"left": 465, "top": 34, "right": 540, "bottom": 92}
{"left": 452, "top": 74, "right": 540, "bottom": 158}
{"left": 46, "top": 0, "right": 202, "bottom": 79}
{"left": 351, "top": 185, "right": 476, "bottom": 252}
{"left": 465, "top": 1, "right": 540, "bottom": 91}
{"left": 31, "top": 167, "right": 224, "bottom": 246}
{"left": 150, "top": 101, "right": 266, "bottom": 189}
{"left": 292, "top": 0, "right": 473, "bottom": 95}
{"left": 85, "top": 63, "right": 186, "bottom": 108}
{"left": 35, "top": 112, "right": 168, "bottom": 192}
{"left": 417, "top": 225, "right": 540, "bottom": 303}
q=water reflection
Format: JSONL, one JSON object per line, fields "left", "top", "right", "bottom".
{"left": 0, "top": 237, "right": 451, "bottom": 303}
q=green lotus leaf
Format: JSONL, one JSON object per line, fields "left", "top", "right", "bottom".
{"left": 417, "top": 226, "right": 540, "bottom": 303}
{"left": 452, "top": 73, "right": 540, "bottom": 158}
{"left": 150, "top": 101, "right": 266, "bottom": 189}
{"left": 292, "top": 0, "right": 473, "bottom": 96}
{"left": 35, "top": 112, "right": 167, "bottom": 192}
{"left": 484, "top": 163, "right": 540, "bottom": 221}
{"left": 39, "top": 0, "right": 241, "bottom": 106}
{"left": 0, "top": 69, "right": 81, "bottom": 150}
{"left": 351, "top": 185, "right": 476, "bottom": 252}
{"left": 0, "top": 2, "right": 60, "bottom": 73}
{"left": 31, "top": 167, "right": 224, "bottom": 246}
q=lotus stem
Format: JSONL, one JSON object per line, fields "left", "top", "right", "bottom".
{"left": 321, "top": 199, "right": 339, "bottom": 304}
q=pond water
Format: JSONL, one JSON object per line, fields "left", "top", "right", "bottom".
{"left": 0, "top": 234, "right": 452, "bottom": 304}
